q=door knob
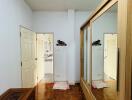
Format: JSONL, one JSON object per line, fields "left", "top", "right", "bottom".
{"left": 35, "top": 58, "right": 37, "bottom": 60}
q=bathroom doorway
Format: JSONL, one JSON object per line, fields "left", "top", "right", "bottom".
{"left": 37, "top": 33, "right": 54, "bottom": 83}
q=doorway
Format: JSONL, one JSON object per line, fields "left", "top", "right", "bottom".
{"left": 104, "top": 33, "right": 117, "bottom": 82}
{"left": 37, "top": 33, "right": 54, "bottom": 83}
{"left": 21, "top": 28, "right": 54, "bottom": 88}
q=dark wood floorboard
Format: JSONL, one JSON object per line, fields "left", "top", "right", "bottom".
{"left": 0, "top": 88, "right": 35, "bottom": 100}
{"left": 36, "top": 81, "right": 86, "bottom": 100}
{"left": 91, "top": 80, "right": 117, "bottom": 100}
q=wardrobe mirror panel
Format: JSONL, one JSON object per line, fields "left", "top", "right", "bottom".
{"left": 83, "top": 27, "right": 87, "bottom": 82}
{"left": 86, "top": 26, "right": 91, "bottom": 84}
{"left": 83, "top": 26, "right": 91, "bottom": 84}
{"left": 91, "top": 3, "right": 118, "bottom": 100}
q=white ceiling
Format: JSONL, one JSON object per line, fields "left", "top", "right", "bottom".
{"left": 25, "top": 0, "right": 102, "bottom": 11}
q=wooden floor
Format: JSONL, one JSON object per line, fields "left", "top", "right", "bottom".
{"left": 0, "top": 88, "right": 35, "bottom": 100}
{"left": 91, "top": 80, "right": 117, "bottom": 100}
{"left": 36, "top": 81, "right": 86, "bottom": 100}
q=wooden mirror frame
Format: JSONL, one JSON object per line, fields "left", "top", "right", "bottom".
{"left": 80, "top": 0, "right": 132, "bottom": 100}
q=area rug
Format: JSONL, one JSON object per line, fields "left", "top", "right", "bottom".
{"left": 92, "top": 81, "right": 109, "bottom": 89}
{"left": 53, "top": 82, "right": 70, "bottom": 90}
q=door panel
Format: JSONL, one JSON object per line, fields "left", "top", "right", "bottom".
{"left": 21, "top": 27, "right": 37, "bottom": 88}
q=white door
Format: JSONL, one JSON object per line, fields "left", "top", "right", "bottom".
{"left": 37, "top": 34, "right": 44, "bottom": 82}
{"left": 21, "top": 27, "right": 37, "bottom": 88}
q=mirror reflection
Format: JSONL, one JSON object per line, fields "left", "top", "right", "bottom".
{"left": 91, "top": 3, "right": 118, "bottom": 100}
{"left": 87, "top": 26, "right": 91, "bottom": 84}
{"left": 83, "top": 28, "right": 87, "bottom": 81}
{"left": 83, "top": 26, "right": 91, "bottom": 85}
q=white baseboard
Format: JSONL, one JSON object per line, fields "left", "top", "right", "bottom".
{"left": 68, "top": 80, "right": 80, "bottom": 85}
{"left": 68, "top": 81, "right": 75, "bottom": 85}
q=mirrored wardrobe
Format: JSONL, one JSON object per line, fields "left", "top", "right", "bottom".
{"left": 80, "top": 0, "right": 132, "bottom": 100}
{"left": 91, "top": 3, "right": 118, "bottom": 100}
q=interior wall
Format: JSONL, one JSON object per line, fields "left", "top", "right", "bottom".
{"left": 33, "top": 11, "right": 91, "bottom": 83}
{"left": 92, "top": 12, "right": 117, "bottom": 80}
{"left": 0, "top": 0, "right": 33, "bottom": 94}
